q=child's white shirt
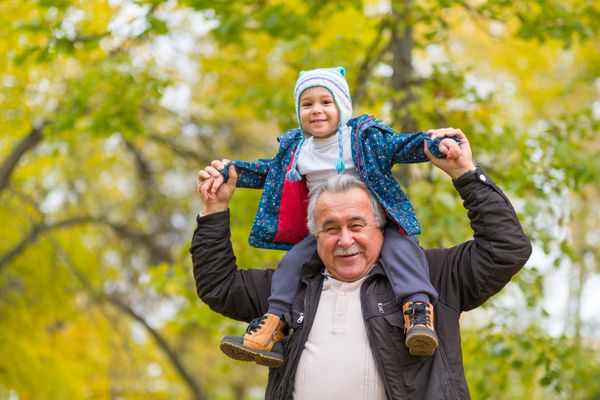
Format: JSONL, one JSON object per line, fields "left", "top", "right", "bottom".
{"left": 297, "top": 126, "right": 359, "bottom": 193}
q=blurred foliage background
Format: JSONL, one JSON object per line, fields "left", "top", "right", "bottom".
{"left": 1, "top": 0, "right": 599, "bottom": 399}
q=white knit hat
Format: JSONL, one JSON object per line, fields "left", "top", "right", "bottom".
{"left": 287, "top": 67, "right": 353, "bottom": 182}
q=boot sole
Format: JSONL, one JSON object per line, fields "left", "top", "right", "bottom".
{"left": 220, "top": 340, "right": 284, "bottom": 368}
{"left": 406, "top": 328, "right": 439, "bottom": 356}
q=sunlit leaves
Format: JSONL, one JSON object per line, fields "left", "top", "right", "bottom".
{"left": 1, "top": 0, "right": 600, "bottom": 399}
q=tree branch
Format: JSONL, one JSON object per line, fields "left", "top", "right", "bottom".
{"left": 123, "top": 139, "right": 157, "bottom": 207}
{"left": 124, "top": 139, "right": 155, "bottom": 185}
{"left": 147, "top": 134, "right": 205, "bottom": 163}
{"left": 0, "top": 121, "right": 47, "bottom": 194}
{"left": 0, "top": 215, "right": 171, "bottom": 273}
{"left": 352, "top": 19, "right": 391, "bottom": 107}
{"left": 0, "top": 216, "right": 95, "bottom": 272}
{"left": 108, "top": 295, "right": 209, "bottom": 400}
{"left": 99, "top": 219, "right": 172, "bottom": 265}
{"left": 2, "top": 3, "right": 164, "bottom": 196}
{"left": 54, "top": 245, "right": 208, "bottom": 400}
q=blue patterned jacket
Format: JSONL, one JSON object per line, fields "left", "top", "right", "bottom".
{"left": 222, "top": 114, "right": 456, "bottom": 250}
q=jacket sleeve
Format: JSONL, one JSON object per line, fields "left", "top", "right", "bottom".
{"left": 189, "top": 210, "right": 273, "bottom": 322}
{"left": 425, "top": 167, "right": 532, "bottom": 313}
{"left": 221, "top": 159, "right": 272, "bottom": 189}
{"left": 377, "top": 124, "right": 458, "bottom": 165}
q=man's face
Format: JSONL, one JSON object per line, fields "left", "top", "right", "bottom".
{"left": 315, "top": 187, "right": 384, "bottom": 282}
{"left": 299, "top": 86, "right": 340, "bottom": 138}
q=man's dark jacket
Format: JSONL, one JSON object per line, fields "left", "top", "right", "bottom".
{"left": 190, "top": 167, "right": 532, "bottom": 400}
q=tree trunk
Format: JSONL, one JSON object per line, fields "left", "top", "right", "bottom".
{"left": 390, "top": 0, "right": 416, "bottom": 189}
{"left": 232, "top": 383, "right": 246, "bottom": 400}
{"left": 564, "top": 189, "right": 594, "bottom": 347}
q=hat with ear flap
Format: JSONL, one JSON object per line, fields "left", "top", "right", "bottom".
{"left": 287, "top": 66, "right": 354, "bottom": 182}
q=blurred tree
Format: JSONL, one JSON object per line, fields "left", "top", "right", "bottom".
{"left": 1, "top": 0, "right": 599, "bottom": 399}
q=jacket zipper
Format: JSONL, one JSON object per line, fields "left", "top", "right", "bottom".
{"left": 437, "top": 339, "right": 460, "bottom": 399}
{"left": 353, "top": 116, "right": 375, "bottom": 175}
{"left": 361, "top": 274, "right": 408, "bottom": 400}
{"left": 280, "top": 275, "right": 323, "bottom": 398}
{"left": 377, "top": 299, "right": 395, "bottom": 314}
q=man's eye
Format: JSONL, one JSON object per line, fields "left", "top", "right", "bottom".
{"left": 324, "top": 227, "right": 339, "bottom": 234}
{"left": 350, "top": 224, "right": 365, "bottom": 231}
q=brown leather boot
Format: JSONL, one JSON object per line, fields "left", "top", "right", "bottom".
{"left": 403, "top": 301, "right": 438, "bottom": 356}
{"left": 220, "top": 313, "right": 286, "bottom": 368}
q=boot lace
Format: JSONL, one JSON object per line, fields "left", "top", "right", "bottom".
{"left": 246, "top": 315, "right": 267, "bottom": 334}
{"left": 404, "top": 302, "right": 432, "bottom": 327}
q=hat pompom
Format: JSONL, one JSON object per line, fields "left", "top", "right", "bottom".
{"left": 333, "top": 66, "right": 345, "bottom": 77}
{"left": 335, "top": 157, "right": 345, "bottom": 174}
{"left": 286, "top": 136, "right": 304, "bottom": 182}
{"left": 286, "top": 167, "right": 303, "bottom": 182}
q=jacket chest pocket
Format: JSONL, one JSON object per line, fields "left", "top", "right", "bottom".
{"left": 281, "top": 290, "right": 311, "bottom": 362}
{"left": 364, "top": 295, "right": 429, "bottom": 367}
{"left": 289, "top": 290, "right": 307, "bottom": 330}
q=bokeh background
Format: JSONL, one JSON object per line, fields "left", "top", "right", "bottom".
{"left": 1, "top": 0, "right": 599, "bottom": 399}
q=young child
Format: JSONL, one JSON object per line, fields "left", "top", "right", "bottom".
{"left": 198, "top": 67, "right": 463, "bottom": 368}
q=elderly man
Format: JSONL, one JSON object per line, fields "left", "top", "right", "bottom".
{"left": 190, "top": 136, "right": 531, "bottom": 399}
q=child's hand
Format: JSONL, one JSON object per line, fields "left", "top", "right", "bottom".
{"left": 426, "top": 127, "right": 465, "bottom": 159}
{"left": 197, "top": 159, "right": 228, "bottom": 201}
{"left": 439, "top": 138, "right": 462, "bottom": 159}
{"left": 424, "top": 130, "right": 475, "bottom": 180}
{"left": 197, "top": 159, "right": 237, "bottom": 214}
{"left": 427, "top": 127, "right": 465, "bottom": 140}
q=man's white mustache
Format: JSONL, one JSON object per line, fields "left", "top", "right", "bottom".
{"left": 334, "top": 245, "right": 363, "bottom": 256}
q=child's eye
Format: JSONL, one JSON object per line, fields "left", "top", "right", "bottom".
{"left": 302, "top": 103, "right": 312, "bottom": 108}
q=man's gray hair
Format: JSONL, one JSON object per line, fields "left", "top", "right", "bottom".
{"left": 307, "top": 174, "right": 386, "bottom": 236}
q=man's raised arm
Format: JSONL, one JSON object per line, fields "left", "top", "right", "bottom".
{"left": 191, "top": 161, "right": 272, "bottom": 322}
{"left": 424, "top": 132, "right": 532, "bottom": 312}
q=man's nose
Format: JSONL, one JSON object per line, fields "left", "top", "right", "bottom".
{"left": 337, "top": 228, "right": 354, "bottom": 247}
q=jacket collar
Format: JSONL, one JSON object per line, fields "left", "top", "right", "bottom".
{"left": 277, "top": 128, "right": 303, "bottom": 147}
{"left": 367, "top": 262, "right": 386, "bottom": 278}
{"left": 346, "top": 114, "right": 377, "bottom": 129}
{"left": 300, "top": 252, "right": 326, "bottom": 279}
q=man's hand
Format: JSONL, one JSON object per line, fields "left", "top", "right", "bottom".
{"left": 425, "top": 128, "right": 476, "bottom": 180}
{"left": 197, "top": 159, "right": 237, "bottom": 215}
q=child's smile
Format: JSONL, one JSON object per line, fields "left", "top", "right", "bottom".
{"left": 299, "top": 86, "right": 340, "bottom": 138}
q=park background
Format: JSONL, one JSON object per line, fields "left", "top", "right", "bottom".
{"left": 1, "top": 0, "right": 600, "bottom": 399}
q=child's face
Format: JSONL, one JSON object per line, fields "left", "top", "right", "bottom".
{"left": 299, "top": 86, "right": 340, "bottom": 138}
